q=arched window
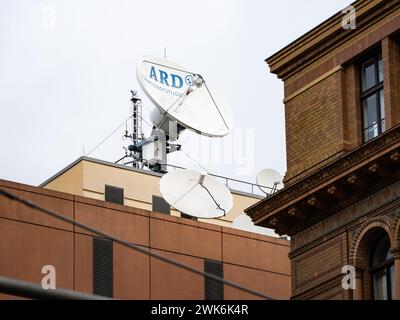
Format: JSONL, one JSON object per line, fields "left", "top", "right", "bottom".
{"left": 370, "top": 234, "right": 395, "bottom": 300}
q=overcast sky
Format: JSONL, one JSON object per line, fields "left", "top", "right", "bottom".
{"left": 0, "top": 0, "right": 351, "bottom": 192}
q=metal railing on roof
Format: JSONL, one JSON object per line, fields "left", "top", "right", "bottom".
{"left": 119, "top": 159, "right": 274, "bottom": 197}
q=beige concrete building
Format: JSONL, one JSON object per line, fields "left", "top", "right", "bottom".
{"left": 40, "top": 156, "right": 265, "bottom": 228}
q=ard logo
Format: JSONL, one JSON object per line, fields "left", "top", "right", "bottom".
{"left": 149, "top": 65, "right": 192, "bottom": 88}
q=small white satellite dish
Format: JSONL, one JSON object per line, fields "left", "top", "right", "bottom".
{"left": 159, "top": 169, "right": 233, "bottom": 219}
{"left": 137, "top": 56, "right": 234, "bottom": 137}
{"left": 256, "top": 169, "right": 283, "bottom": 195}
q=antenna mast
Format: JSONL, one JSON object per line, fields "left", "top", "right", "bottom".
{"left": 129, "top": 90, "right": 143, "bottom": 168}
{"left": 131, "top": 90, "right": 143, "bottom": 146}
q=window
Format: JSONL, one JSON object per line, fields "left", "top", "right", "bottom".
{"left": 370, "top": 234, "right": 395, "bottom": 300}
{"left": 105, "top": 185, "right": 124, "bottom": 205}
{"left": 360, "top": 53, "right": 385, "bottom": 142}
{"left": 152, "top": 195, "right": 170, "bottom": 215}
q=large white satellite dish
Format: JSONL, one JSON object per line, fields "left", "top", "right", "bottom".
{"left": 256, "top": 169, "right": 283, "bottom": 195}
{"left": 160, "top": 169, "right": 233, "bottom": 219}
{"left": 137, "top": 56, "right": 234, "bottom": 137}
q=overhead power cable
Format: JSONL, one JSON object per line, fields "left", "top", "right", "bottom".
{"left": 0, "top": 188, "right": 274, "bottom": 300}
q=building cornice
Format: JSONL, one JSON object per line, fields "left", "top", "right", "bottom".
{"left": 245, "top": 125, "right": 400, "bottom": 235}
{"left": 267, "top": 0, "right": 399, "bottom": 80}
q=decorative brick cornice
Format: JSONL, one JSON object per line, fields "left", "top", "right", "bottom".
{"left": 290, "top": 195, "right": 400, "bottom": 255}
{"left": 245, "top": 124, "right": 400, "bottom": 234}
{"left": 267, "top": 0, "right": 399, "bottom": 79}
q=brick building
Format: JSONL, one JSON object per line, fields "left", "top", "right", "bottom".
{"left": 0, "top": 165, "right": 290, "bottom": 299}
{"left": 246, "top": 0, "right": 400, "bottom": 299}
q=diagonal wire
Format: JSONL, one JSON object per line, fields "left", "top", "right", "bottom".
{"left": 137, "top": 112, "right": 153, "bottom": 129}
{"left": 0, "top": 188, "right": 274, "bottom": 300}
{"left": 180, "top": 149, "right": 210, "bottom": 174}
{"left": 87, "top": 115, "right": 133, "bottom": 156}
{"left": 172, "top": 182, "right": 199, "bottom": 206}
{"left": 86, "top": 111, "right": 155, "bottom": 160}
{"left": 154, "top": 84, "right": 197, "bottom": 130}
{"left": 203, "top": 82, "right": 230, "bottom": 131}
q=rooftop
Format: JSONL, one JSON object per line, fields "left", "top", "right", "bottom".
{"left": 40, "top": 156, "right": 267, "bottom": 199}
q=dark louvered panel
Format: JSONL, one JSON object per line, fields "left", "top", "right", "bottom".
{"left": 93, "top": 237, "right": 113, "bottom": 298}
{"left": 181, "top": 213, "right": 198, "bottom": 221}
{"left": 152, "top": 195, "right": 170, "bottom": 215}
{"left": 204, "top": 259, "right": 224, "bottom": 300}
{"left": 105, "top": 185, "right": 124, "bottom": 205}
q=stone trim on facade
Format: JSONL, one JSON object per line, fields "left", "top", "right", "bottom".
{"left": 246, "top": 124, "right": 400, "bottom": 235}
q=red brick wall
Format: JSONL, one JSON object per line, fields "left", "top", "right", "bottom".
{"left": 382, "top": 37, "right": 400, "bottom": 128}
{"left": 291, "top": 234, "right": 347, "bottom": 299}
{"left": 288, "top": 180, "right": 400, "bottom": 300}
{"left": 263, "top": 0, "right": 400, "bottom": 301}
{"left": 278, "top": 9, "right": 400, "bottom": 185}
{"left": 0, "top": 179, "right": 291, "bottom": 300}
{"left": 284, "top": 72, "right": 346, "bottom": 183}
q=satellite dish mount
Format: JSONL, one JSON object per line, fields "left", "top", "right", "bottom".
{"left": 116, "top": 56, "right": 235, "bottom": 219}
